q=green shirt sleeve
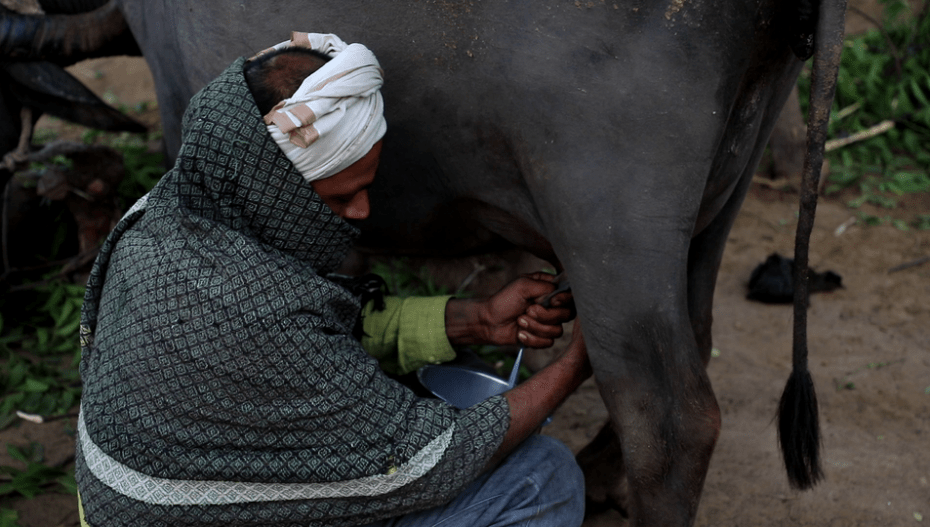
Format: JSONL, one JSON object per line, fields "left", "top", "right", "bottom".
{"left": 360, "top": 295, "right": 457, "bottom": 375}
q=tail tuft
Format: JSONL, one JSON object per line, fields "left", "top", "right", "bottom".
{"left": 777, "top": 367, "right": 823, "bottom": 489}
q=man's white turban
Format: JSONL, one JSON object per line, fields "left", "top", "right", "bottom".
{"left": 256, "top": 32, "right": 386, "bottom": 183}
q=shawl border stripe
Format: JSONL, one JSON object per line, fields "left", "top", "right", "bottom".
{"left": 78, "top": 409, "right": 454, "bottom": 505}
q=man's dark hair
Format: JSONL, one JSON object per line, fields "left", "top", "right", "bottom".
{"left": 244, "top": 47, "right": 332, "bottom": 115}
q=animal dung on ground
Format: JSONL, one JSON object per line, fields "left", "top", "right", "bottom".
{"left": 746, "top": 253, "right": 843, "bottom": 304}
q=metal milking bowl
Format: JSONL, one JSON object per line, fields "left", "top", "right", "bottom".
{"left": 416, "top": 349, "right": 553, "bottom": 425}
{"left": 417, "top": 347, "right": 526, "bottom": 410}
{"left": 416, "top": 364, "right": 513, "bottom": 409}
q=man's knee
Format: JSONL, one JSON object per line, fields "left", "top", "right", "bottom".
{"left": 525, "top": 434, "right": 584, "bottom": 487}
{"left": 507, "top": 435, "right": 585, "bottom": 514}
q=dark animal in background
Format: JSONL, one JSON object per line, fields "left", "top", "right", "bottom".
{"left": 0, "top": 0, "right": 143, "bottom": 182}
{"left": 748, "top": 252, "right": 843, "bottom": 303}
{"left": 0, "top": 0, "right": 145, "bottom": 279}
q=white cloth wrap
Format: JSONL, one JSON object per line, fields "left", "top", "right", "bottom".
{"left": 262, "top": 33, "right": 386, "bottom": 183}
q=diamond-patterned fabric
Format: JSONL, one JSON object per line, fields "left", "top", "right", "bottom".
{"left": 76, "top": 58, "right": 509, "bottom": 527}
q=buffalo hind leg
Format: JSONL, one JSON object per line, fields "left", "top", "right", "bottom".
{"left": 577, "top": 421, "right": 629, "bottom": 518}
{"left": 590, "top": 316, "right": 721, "bottom": 526}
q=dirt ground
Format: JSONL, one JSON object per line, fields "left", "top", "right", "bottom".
{"left": 3, "top": 8, "right": 929, "bottom": 523}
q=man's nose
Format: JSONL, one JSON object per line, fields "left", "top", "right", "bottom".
{"left": 344, "top": 190, "right": 370, "bottom": 220}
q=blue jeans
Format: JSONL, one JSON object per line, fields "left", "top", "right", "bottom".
{"left": 362, "top": 435, "right": 585, "bottom": 527}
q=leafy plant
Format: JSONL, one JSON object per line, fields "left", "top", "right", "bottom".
{"left": 0, "top": 508, "right": 18, "bottom": 527}
{"left": 117, "top": 141, "right": 165, "bottom": 204}
{"left": 0, "top": 444, "right": 74, "bottom": 499}
{"left": 797, "top": 0, "right": 930, "bottom": 204}
{"left": 854, "top": 211, "right": 911, "bottom": 230}
{"left": 0, "top": 279, "right": 84, "bottom": 429}
{"left": 370, "top": 258, "right": 451, "bottom": 298}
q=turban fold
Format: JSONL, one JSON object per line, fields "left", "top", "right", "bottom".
{"left": 256, "top": 32, "right": 386, "bottom": 183}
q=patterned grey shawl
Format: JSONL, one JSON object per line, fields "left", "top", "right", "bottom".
{"left": 75, "top": 58, "right": 509, "bottom": 527}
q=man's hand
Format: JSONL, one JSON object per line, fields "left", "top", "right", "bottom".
{"left": 445, "top": 272, "right": 574, "bottom": 348}
{"left": 483, "top": 272, "right": 574, "bottom": 347}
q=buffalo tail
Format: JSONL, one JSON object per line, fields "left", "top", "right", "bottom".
{"left": 778, "top": 0, "right": 847, "bottom": 490}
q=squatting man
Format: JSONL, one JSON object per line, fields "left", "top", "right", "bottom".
{"left": 75, "top": 32, "right": 591, "bottom": 527}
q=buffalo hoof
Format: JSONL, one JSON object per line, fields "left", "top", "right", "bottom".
{"left": 577, "top": 420, "right": 629, "bottom": 518}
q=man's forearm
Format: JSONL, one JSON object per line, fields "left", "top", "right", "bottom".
{"left": 486, "top": 340, "right": 591, "bottom": 469}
